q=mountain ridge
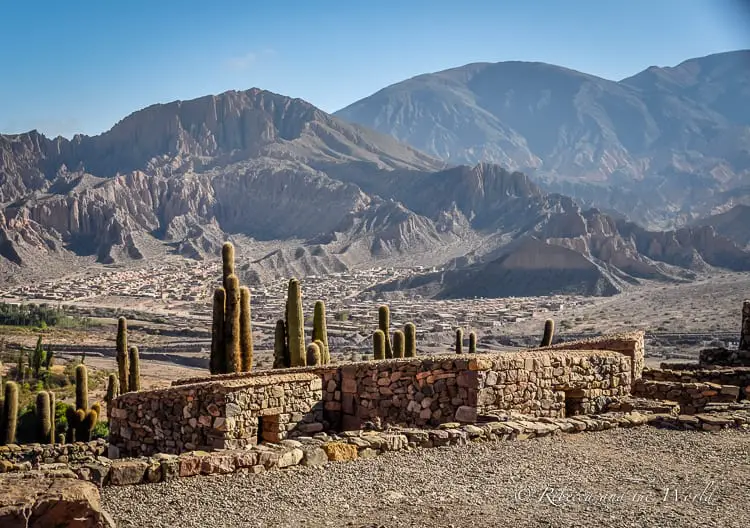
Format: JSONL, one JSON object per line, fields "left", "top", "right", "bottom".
{"left": 334, "top": 50, "right": 750, "bottom": 229}
{"left": 2, "top": 86, "right": 749, "bottom": 297}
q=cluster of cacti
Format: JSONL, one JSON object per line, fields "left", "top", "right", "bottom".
{"left": 210, "top": 242, "right": 254, "bottom": 374}
{"left": 455, "top": 328, "right": 464, "bottom": 354}
{"left": 370, "top": 306, "right": 418, "bottom": 361}
{"left": 540, "top": 319, "right": 555, "bottom": 347}
{"left": 116, "top": 316, "right": 129, "bottom": 391}
{"left": 65, "top": 364, "right": 99, "bottom": 443}
{"left": 0, "top": 381, "right": 19, "bottom": 445}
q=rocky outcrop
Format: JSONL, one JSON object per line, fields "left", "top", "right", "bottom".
{"left": 0, "top": 470, "right": 115, "bottom": 528}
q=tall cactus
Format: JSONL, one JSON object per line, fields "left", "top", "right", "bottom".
{"left": 36, "top": 391, "right": 52, "bottom": 444}
{"left": 306, "top": 342, "right": 322, "bottom": 366}
{"left": 378, "top": 305, "right": 393, "bottom": 359}
{"left": 48, "top": 391, "right": 56, "bottom": 444}
{"left": 221, "top": 241, "right": 235, "bottom": 291}
{"left": 392, "top": 330, "right": 405, "bottom": 358}
{"left": 373, "top": 330, "right": 386, "bottom": 360}
{"left": 469, "top": 331, "right": 477, "bottom": 354}
{"left": 105, "top": 373, "right": 120, "bottom": 418}
{"left": 224, "top": 274, "right": 242, "bottom": 373}
{"left": 239, "top": 286, "right": 253, "bottom": 372}
{"left": 65, "top": 406, "right": 78, "bottom": 443}
{"left": 287, "top": 278, "right": 306, "bottom": 367}
{"left": 128, "top": 346, "right": 141, "bottom": 392}
{"left": 273, "top": 319, "right": 289, "bottom": 369}
{"left": 455, "top": 328, "right": 464, "bottom": 354}
{"left": 404, "top": 322, "right": 417, "bottom": 358}
{"left": 312, "top": 300, "right": 330, "bottom": 364}
{"left": 80, "top": 409, "right": 98, "bottom": 442}
{"left": 313, "top": 339, "right": 326, "bottom": 365}
{"left": 1, "top": 381, "right": 19, "bottom": 445}
{"left": 75, "top": 364, "right": 89, "bottom": 412}
{"left": 210, "top": 287, "right": 226, "bottom": 375}
{"left": 116, "top": 316, "right": 129, "bottom": 393}
{"left": 541, "top": 319, "right": 555, "bottom": 347}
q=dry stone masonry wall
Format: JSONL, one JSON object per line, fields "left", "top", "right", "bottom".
{"left": 110, "top": 334, "right": 638, "bottom": 456}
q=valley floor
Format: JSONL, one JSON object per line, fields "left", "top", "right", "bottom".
{"left": 102, "top": 427, "right": 749, "bottom": 528}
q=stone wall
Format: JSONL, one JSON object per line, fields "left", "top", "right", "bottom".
{"left": 110, "top": 344, "right": 635, "bottom": 456}
{"left": 632, "top": 379, "right": 740, "bottom": 414}
{"left": 699, "top": 347, "right": 750, "bottom": 367}
{"left": 0, "top": 439, "right": 108, "bottom": 468}
{"left": 540, "top": 331, "right": 645, "bottom": 382}
{"left": 643, "top": 366, "right": 750, "bottom": 400}
{"left": 109, "top": 372, "right": 326, "bottom": 457}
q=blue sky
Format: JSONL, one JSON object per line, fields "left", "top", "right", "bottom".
{"left": 1, "top": 0, "right": 748, "bottom": 138}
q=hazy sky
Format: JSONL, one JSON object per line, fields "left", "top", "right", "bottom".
{"left": 2, "top": 0, "right": 748, "bottom": 138}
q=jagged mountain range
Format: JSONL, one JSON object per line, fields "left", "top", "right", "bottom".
{"left": 335, "top": 50, "right": 750, "bottom": 229}
{"left": 2, "top": 87, "right": 749, "bottom": 296}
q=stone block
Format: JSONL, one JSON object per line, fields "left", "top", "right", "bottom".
{"left": 109, "top": 459, "right": 148, "bottom": 486}
{"left": 322, "top": 442, "right": 358, "bottom": 462}
{"left": 300, "top": 447, "right": 328, "bottom": 466}
{"left": 455, "top": 406, "right": 478, "bottom": 423}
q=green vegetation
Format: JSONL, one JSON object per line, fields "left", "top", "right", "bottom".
{"left": 469, "top": 331, "right": 477, "bottom": 354}
{"left": 286, "top": 278, "right": 306, "bottom": 367}
{"left": 455, "top": 328, "right": 464, "bottom": 354}
{"left": 306, "top": 342, "right": 322, "bottom": 366}
{"left": 392, "top": 330, "right": 405, "bottom": 358}
{"left": 273, "top": 319, "right": 289, "bottom": 368}
{"left": 0, "top": 302, "right": 91, "bottom": 329}
{"left": 116, "top": 316, "right": 129, "bottom": 392}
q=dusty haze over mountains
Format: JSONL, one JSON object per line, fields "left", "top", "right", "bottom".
{"left": 336, "top": 50, "right": 750, "bottom": 229}
{"left": 1, "top": 52, "right": 749, "bottom": 297}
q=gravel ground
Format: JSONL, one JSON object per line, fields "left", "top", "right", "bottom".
{"left": 102, "top": 428, "right": 750, "bottom": 528}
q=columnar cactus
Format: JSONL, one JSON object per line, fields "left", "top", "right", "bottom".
{"left": 378, "top": 305, "right": 393, "bottom": 359}
{"left": 48, "top": 391, "right": 56, "bottom": 443}
{"left": 373, "top": 330, "right": 386, "bottom": 360}
{"left": 287, "top": 278, "right": 306, "bottom": 367}
{"left": 239, "top": 286, "right": 253, "bottom": 372}
{"left": 1, "top": 381, "right": 19, "bottom": 445}
{"left": 45, "top": 346, "right": 54, "bottom": 369}
{"left": 105, "top": 373, "right": 119, "bottom": 419}
{"left": 404, "top": 322, "right": 417, "bottom": 357}
{"left": 81, "top": 409, "right": 98, "bottom": 442}
{"left": 273, "top": 319, "right": 289, "bottom": 369}
{"left": 469, "top": 331, "right": 477, "bottom": 354}
{"left": 36, "top": 391, "right": 52, "bottom": 444}
{"left": 210, "top": 287, "right": 226, "bottom": 375}
{"left": 541, "top": 319, "right": 555, "bottom": 347}
{"left": 221, "top": 242, "right": 235, "bottom": 291}
{"left": 306, "top": 342, "right": 322, "bottom": 366}
{"left": 312, "top": 300, "right": 330, "bottom": 364}
{"left": 455, "top": 328, "right": 464, "bottom": 354}
{"left": 392, "top": 330, "right": 405, "bottom": 358}
{"left": 65, "top": 406, "right": 78, "bottom": 443}
{"left": 224, "top": 274, "right": 242, "bottom": 373}
{"left": 75, "top": 364, "right": 89, "bottom": 412}
{"left": 116, "top": 316, "right": 129, "bottom": 393}
{"left": 128, "top": 346, "right": 141, "bottom": 392}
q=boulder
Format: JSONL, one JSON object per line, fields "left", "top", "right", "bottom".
{"left": 0, "top": 471, "right": 115, "bottom": 527}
